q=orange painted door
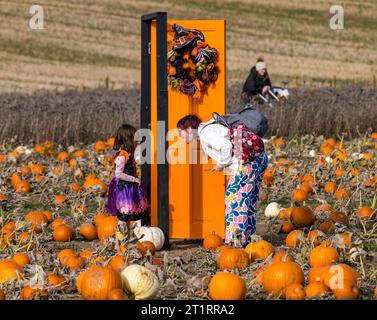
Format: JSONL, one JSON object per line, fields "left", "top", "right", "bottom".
{"left": 151, "top": 20, "right": 226, "bottom": 239}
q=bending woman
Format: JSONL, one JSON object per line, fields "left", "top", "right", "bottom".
{"left": 177, "top": 114, "right": 269, "bottom": 247}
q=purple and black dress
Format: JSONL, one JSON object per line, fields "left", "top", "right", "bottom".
{"left": 105, "top": 149, "right": 149, "bottom": 221}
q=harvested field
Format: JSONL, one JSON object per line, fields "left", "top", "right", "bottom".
{"left": 0, "top": 85, "right": 376, "bottom": 146}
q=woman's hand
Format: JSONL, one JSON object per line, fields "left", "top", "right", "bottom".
{"left": 133, "top": 177, "right": 141, "bottom": 184}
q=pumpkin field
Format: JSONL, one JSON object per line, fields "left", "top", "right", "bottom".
{"left": 0, "top": 131, "right": 376, "bottom": 300}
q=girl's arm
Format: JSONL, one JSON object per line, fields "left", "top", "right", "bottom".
{"left": 114, "top": 156, "right": 139, "bottom": 183}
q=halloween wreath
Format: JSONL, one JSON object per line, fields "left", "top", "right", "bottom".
{"left": 167, "top": 23, "right": 219, "bottom": 100}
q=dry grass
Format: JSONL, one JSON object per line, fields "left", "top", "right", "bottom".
{"left": 0, "top": 85, "right": 376, "bottom": 146}
{"left": 0, "top": 0, "right": 376, "bottom": 93}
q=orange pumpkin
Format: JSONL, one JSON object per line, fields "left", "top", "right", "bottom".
{"left": 335, "top": 189, "right": 351, "bottom": 200}
{"left": 80, "top": 223, "right": 98, "bottom": 241}
{"left": 291, "top": 189, "right": 308, "bottom": 202}
{"left": 25, "top": 211, "right": 48, "bottom": 233}
{"left": 307, "top": 230, "right": 325, "bottom": 246}
{"left": 76, "top": 265, "right": 122, "bottom": 300}
{"left": 324, "top": 182, "right": 337, "bottom": 194}
{"left": 0, "top": 260, "right": 23, "bottom": 283}
{"left": 108, "top": 255, "right": 128, "bottom": 272}
{"left": 329, "top": 211, "right": 349, "bottom": 225}
{"left": 108, "top": 288, "right": 129, "bottom": 300}
{"left": 285, "top": 283, "right": 305, "bottom": 300}
{"left": 58, "top": 249, "right": 76, "bottom": 266}
{"left": 65, "top": 256, "right": 85, "bottom": 271}
{"left": 357, "top": 206, "right": 374, "bottom": 220}
{"left": 285, "top": 230, "right": 305, "bottom": 248}
{"left": 97, "top": 216, "right": 119, "bottom": 244}
{"left": 209, "top": 272, "right": 246, "bottom": 300}
{"left": 21, "top": 286, "right": 48, "bottom": 300}
{"left": 136, "top": 241, "right": 156, "bottom": 256}
{"left": 305, "top": 282, "right": 330, "bottom": 298}
{"left": 245, "top": 240, "right": 274, "bottom": 260}
{"left": 332, "top": 280, "right": 360, "bottom": 300}
{"left": 272, "top": 252, "right": 293, "bottom": 263}
{"left": 203, "top": 231, "right": 223, "bottom": 250}
{"left": 15, "top": 180, "right": 31, "bottom": 193}
{"left": 12, "top": 253, "right": 30, "bottom": 268}
{"left": 47, "top": 273, "right": 67, "bottom": 289}
{"left": 279, "top": 221, "right": 295, "bottom": 234}
{"left": 217, "top": 249, "right": 251, "bottom": 270}
{"left": 290, "top": 206, "right": 315, "bottom": 227}
{"left": 309, "top": 245, "right": 339, "bottom": 268}
{"left": 0, "top": 289, "right": 4, "bottom": 300}
{"left": 262, "top": 260, "right": 305, "bottom": 297}
{"left": 53, "top": 225, "right": 76, "bottom": 242}
{"left": 54, "top": 195, "right": 66, "bottom": 206}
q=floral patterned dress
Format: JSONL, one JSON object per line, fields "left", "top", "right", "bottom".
{"left": 224, "top": 124, "right": 268, "bottom": 246}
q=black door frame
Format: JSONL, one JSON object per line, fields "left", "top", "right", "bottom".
{"left": 140, "top": 12, "right": 170, "bottom": 250}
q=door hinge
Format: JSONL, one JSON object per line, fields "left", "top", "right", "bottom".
{"left": 148, "top": 42, "right": 151, "bottom": 54}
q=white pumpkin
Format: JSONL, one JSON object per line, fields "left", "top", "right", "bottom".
{"left": 120, "top": 264, "right": 159, "bottom": 300}
{"left": 264, "top": 202, "right": 282, "bottom": 218}
{"left": 134, "top": 226, "right": 165, "bottom": 250}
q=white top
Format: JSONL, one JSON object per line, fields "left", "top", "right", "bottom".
{"left": 198, "top": 118, "right": 240, "bottom": 173}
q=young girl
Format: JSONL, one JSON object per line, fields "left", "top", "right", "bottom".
{"left": 105, "top": 124, "right": 149, "bottom": 228}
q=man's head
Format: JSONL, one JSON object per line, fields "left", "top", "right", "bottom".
{"left": 176, "top": 114, "right": 202, "bottom": 143}
{"left": 256, "top": 59, "right": 267, "bottom": 77}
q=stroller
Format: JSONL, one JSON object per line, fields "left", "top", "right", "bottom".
{"left": 257, "top": 86, "right": 289, "bottom": 103}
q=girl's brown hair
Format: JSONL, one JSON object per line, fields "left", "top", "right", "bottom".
{"left": 113, "top": 124, "right": 137, "bottom": 154}
{"left": 177, "top": 114, "right": 203, "bottom": 130}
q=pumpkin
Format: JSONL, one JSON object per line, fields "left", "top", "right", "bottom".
{"left": 25, "top": 211, "right": 48, "bottom": 233}
{"left": 15, "top": 180, "right": 31, "bottom": 193}
{"left": 318, "top": 221, "right": 334, "bottom": 234}
{"left": 47, "top": 273, "right": 67, "bottom": 289}
{"left": 217, "top": 249, "right": 251, "bottom": 270}
{"left": 290, "top": 206, "right": 315, "bottom": 227}
{"left": 305, "top": 282, "right": 330, "bottom": 298}
{"left": 133, "top": 225, "right": 165, "bottom": 251}
{"left": 307, "top": 230, "right": 326, "bottom": 246}
{"left": 322, "top": 264, "right": 361, "bottom": 289}
{"left": 262, "top": 260, "right": 305, "bottom": 297}
{"left": 278, "top": 207, "right": 293, "bottom": 220}
{"left": 65, "top": 256, "right": 85, "bottom": 271}
{"left": 273, "top": 252, "right": 293, "bottom": 263}
{"left": 97, "top": 216, "right": 118, "bottom": 244}
{"left": 203, "top": 231, "right": 223, "bottom": 249}
{"left": 69, "top": 182, "right": 82, "bottom": 193}
{"left": 272, "top": 137, "right": 286, "bottom": 148}
{"left": 107, "top": 137, "right": 115, "bottom": 148}
{"left": 120, "top": 264, "right": 159, "bottom": 300}
{"left": 12, "top": 253, "right": 30, "bottom": 268}
{"left": 325, "top": 181, "right": 338, "bottom": 194}
{"left": 285, "top": 283, "right": 305, "bottom": 300}
{"left": 58, "top": 249, "right": 76, "bottom": 265}
{"left": 136, "top": 241, "right": 156, "bottom": 256}
{"left": 80, "top": 223, "right": 98, "bottom": 241}
{"left": 285, "top": 230, "right": 305, "bottom": 248}
{"left": 74, "top": 149, "right": 86, "bottom": 158}
{"left": 77, "top": 265, "right": 122, "bottom": 300}
{"left": 332, "top": 280, "right": 360, "bottom": 300}
{"left": 94, "top": 141, "right": 108, "bottom": 153}
{"left": 209, "top": 272, "right": 246, "bottom": 300}
{"left": 0, "top": 259, "right": 23, "bottom": 283}
{"left": 0, "top": 192, "right": 8, "bottom": 202}
{"left": 329, "top": 211, "right": 348, "bottom": 225}
{"left": 245, "top": 240, "right": 274, "bottom": 260}
{"left": 335, "top": 189, "right": 351, "bottom": 200}
{"left": 279, "top": 221, "right": 295, "bottom": 234}
{"left": 108, "top": 288, "right": 129, "bottom": 300}
{"left": 315, "top": 203, "right": 332, "bottom": 212}
{"left": 264, "top": 202, "right": 282, "bottom": 218}
{"left": 21, "top": 286, "right": 48, "bottom": 300}
{"left": 309, "top": 245, "right": 339, "bottom": 268}
{"left": 54, "top": 195, "right": 66, "bottom": 206}
{"left": 357, "top": 206, "right": 373, "bottom": 220}
{"left": 291, "top": 189, "right": 308, "bottom": 202}
{"left": 52, "top": 218, "right": 66, "bottom": 229}
{"left": 53, "top": 225, "right": 75, "bottom": 242}
{"left": 80, "top": 248, "right": 94, "bottom": 261}
{"left": 94, "top": 213, "right": 107, "bottom": 227}
{"left": 43, "top": 211, "right": 53, "bottom": 221}
{"left": 28, "top": 162, "right": 44, "bottom": 175}
{"left": 333, "top": 233, "right": 352, "bottom": 250}
{"left": 108, "top": 255, "right": 128, "bottom": 272}
{"left": 0, "top": 289, "right": 4, "bottom": 300}
{"left": 299, "top": 183, "right": 314, "bottom": 194}
{"left": 215, "top": 245, "right": 232, "bottom": 253}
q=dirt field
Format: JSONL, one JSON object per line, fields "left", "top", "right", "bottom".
{"left": 1, "top": 0, "right": 376, "bottom": 93}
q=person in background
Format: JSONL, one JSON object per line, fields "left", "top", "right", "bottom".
{"left": 242, "top": 58, "right": 289, "bottom": 102}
